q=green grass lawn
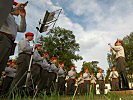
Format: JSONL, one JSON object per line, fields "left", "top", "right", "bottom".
{"left": 1, "top": 92, "right": 133, "bottom": 100}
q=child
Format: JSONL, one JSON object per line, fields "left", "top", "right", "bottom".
{"left": 77, "top": 73, "right": 84, "bottom": 95}
{"left": 109, "top": 66, "right": 119, "bottom": 91}
{"left": 97, "top": 68, "right": 105, "bottom": 94}
{"left": 83, "top": 68, "right": 91, "bottom": 94}
{"left": 90, "top": 73, "right": 96, "bottom": 94}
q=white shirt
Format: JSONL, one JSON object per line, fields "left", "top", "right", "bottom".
{"left": 111, "top": 45, "right": 125, "bottom": 59}
{"left": 77, "top": 77, "right": 84, "bottom": 84}
{"left": 109, "top": 71, "right": 119, "bottom": 79}
{"left": 83, "top": 72, "right": 91, "bottom": 80}
{"left": 97, "top": 73, "right": 104, "bottom": 80}
{"left": 91, "top": 76, "right": 96, "bottom": 84}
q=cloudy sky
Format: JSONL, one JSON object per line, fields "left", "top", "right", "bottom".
{"left": 13, "top": 0, "right": 133, "bottom": 73}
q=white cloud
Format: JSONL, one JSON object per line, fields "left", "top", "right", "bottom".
{"left": 69, "top": 0, "right": 102, "bottom": 16}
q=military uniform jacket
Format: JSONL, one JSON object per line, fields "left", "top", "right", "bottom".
{"left": 5, "top": 66, "right": 16, "bottom": 78}
{"left": 41, "top": 58, "right": 50, "bottom": 71}
{"left": 18, "top": 38, "right": 33, "bottom": 54}
{"left": 49, "top": 63, "right": 59, "bottom": 73}
{"left": 0, "top": 14, "right": 26, "bottom": 39}
{"left": 58, "top": 67, "right": 66, "bottom": 78}
{"left": 33, "top": 49, "right": 43, "bottom": 66}
{"left": 68, "top": 70, "right": 76, "bottom": 79}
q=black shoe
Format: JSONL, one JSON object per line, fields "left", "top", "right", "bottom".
{"left": 120, "top": 87, "right": 129, "bottom": 90}
{"left": 46, "top": 92, "right": 51, "bottom": 96}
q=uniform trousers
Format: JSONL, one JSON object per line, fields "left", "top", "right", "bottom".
{"left": 77, "top": 83, "right": 84, "bottom": 95}
{"left": 2, "top": 76, "right": 13, "bottom": 93}
{"left": 84, "top": 80, "right": 90, "bottom": 94}
{"left": 67, "top": 78, "right": 75, "bottom": 95}
{"left": 0, "top": 33, "right": 12, "bottom": 77}
{"left": 30, "top": 64, "right": 41, "bottom": 87}
{"left": 46, "top": 72, "right": 57, "bottom": 95}
{"left": 57, "top": 77, "right": 65, "bottom": 95}
{"left": 37, "top": 68, "right": 49, "bottom": 92}
{"left": 117, "top": 57, "right": 129, "bottom": 89}
{"left": 111, "top": 78, "right": 119, "bottom": 91}
{"left": 98, "top": 80, "right": 105, "bottom": 94}
{"left": 10, "top": 53, "right": 31, "bottom": 90}
{"left": 90, "top": 83, "right": 96, "bottom": 94}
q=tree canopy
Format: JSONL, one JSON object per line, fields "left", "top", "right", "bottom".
{"left": 122, "top": 32, "right": 133, "bottom": 74}
{"left": 80, "top": 61, "right": 99, "bottom": 75}
{"left": 39, "top": 27, "right": 82, "bottom": 70}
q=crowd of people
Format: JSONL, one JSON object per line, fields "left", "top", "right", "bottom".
{"left": 0, "top": 1, "right": 130, "bottom": 97}
{"left": 0, "top": 53, "right": 127, "bottom": 96}
{"left": 0, "top": 55, "right": 104, "bottom": 96}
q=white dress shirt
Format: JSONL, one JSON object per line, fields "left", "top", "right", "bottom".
{"left": 111, "top": 45, "right": 125, "bottom": 59}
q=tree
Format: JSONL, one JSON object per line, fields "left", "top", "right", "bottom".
{"left": 39, "top": 27, "right": 82, "bottom": 70}
{"left": 107, "top": 52, "right": 116, "bottom": 67}
{"left": 122, "top": 32, "right": 133, "bottom": 75}
{"left": 80, "top": 61, "right": 99, "bottom": 76}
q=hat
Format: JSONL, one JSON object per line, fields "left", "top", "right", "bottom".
{"left": 111, "top": 66, "right": 115, "bottom": 69}
{"left": 35, "top": 43, "right": 41, "bottom": 47}
{"left": 59, "top": 62, "right": 64, "bottom": 65}
{"left": 84, "top": 68, "right": 88, "bottom": 71}
{"left": 13, "top": 2, "right": 18, "bottom": 6}
{"left": 80, "top": 72, "right": 83, "bottom": 75}
{"left": 70, "top": 66, "right": 74, "bottom": 68}
{"left": 115, "top": 39, "right": 121, "bottom": 44}
{"left": 10, "top": 61, "right": 15, "bottom": 65}
{"left": 44, "top": 52, "right": 49, "bottom": 55}
{"left": 25, "top": 32, "right": 34, "bottom": 37}
{"left": 8, "top": 59, "right": 15, "bottom": 65}
{"left": 51, "top": 57, "right": 57, "bottom": 61}
{"left": 98, "top": 67, "right": 102, "bottom": 70}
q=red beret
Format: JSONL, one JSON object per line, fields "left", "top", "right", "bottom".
{"left": 10, "top": 61, "right": 15, "bottom": 65}
{"left": 44, "top": 52, "right": 49, "bottom": 55}
{"left": 115, "top": 39, "right": 121, "bottom": 44}
{"left": 98, "top": 67, "right": 102, "bottom": 70}
{"left": 59, "top": 62, "right": 64, "bottom": 65}
{"left": 84, "top": 68, "right": 88, "bottom": 70}
{"left": 70, "top": 66, "right": 74, "bottom": 68}
{"left": 80, "top": 72, "right": 83, "bottom": 75}
{"left": 111, "top": 66, "right": 115, "bottom": 69}
{"left": 25, "top": 32, "right": 34, "bottom": 37}
{"left": 13, "top": 2, "right": 18, "bottom": 6}
{"left": 9, "top": 60, "right": 15, "bottom": 65}
{"left": 51, "top": 57, "right": 57, "bottom": 61}
{"left": 35, "top": 43, "right": 41, "bottom": 47}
